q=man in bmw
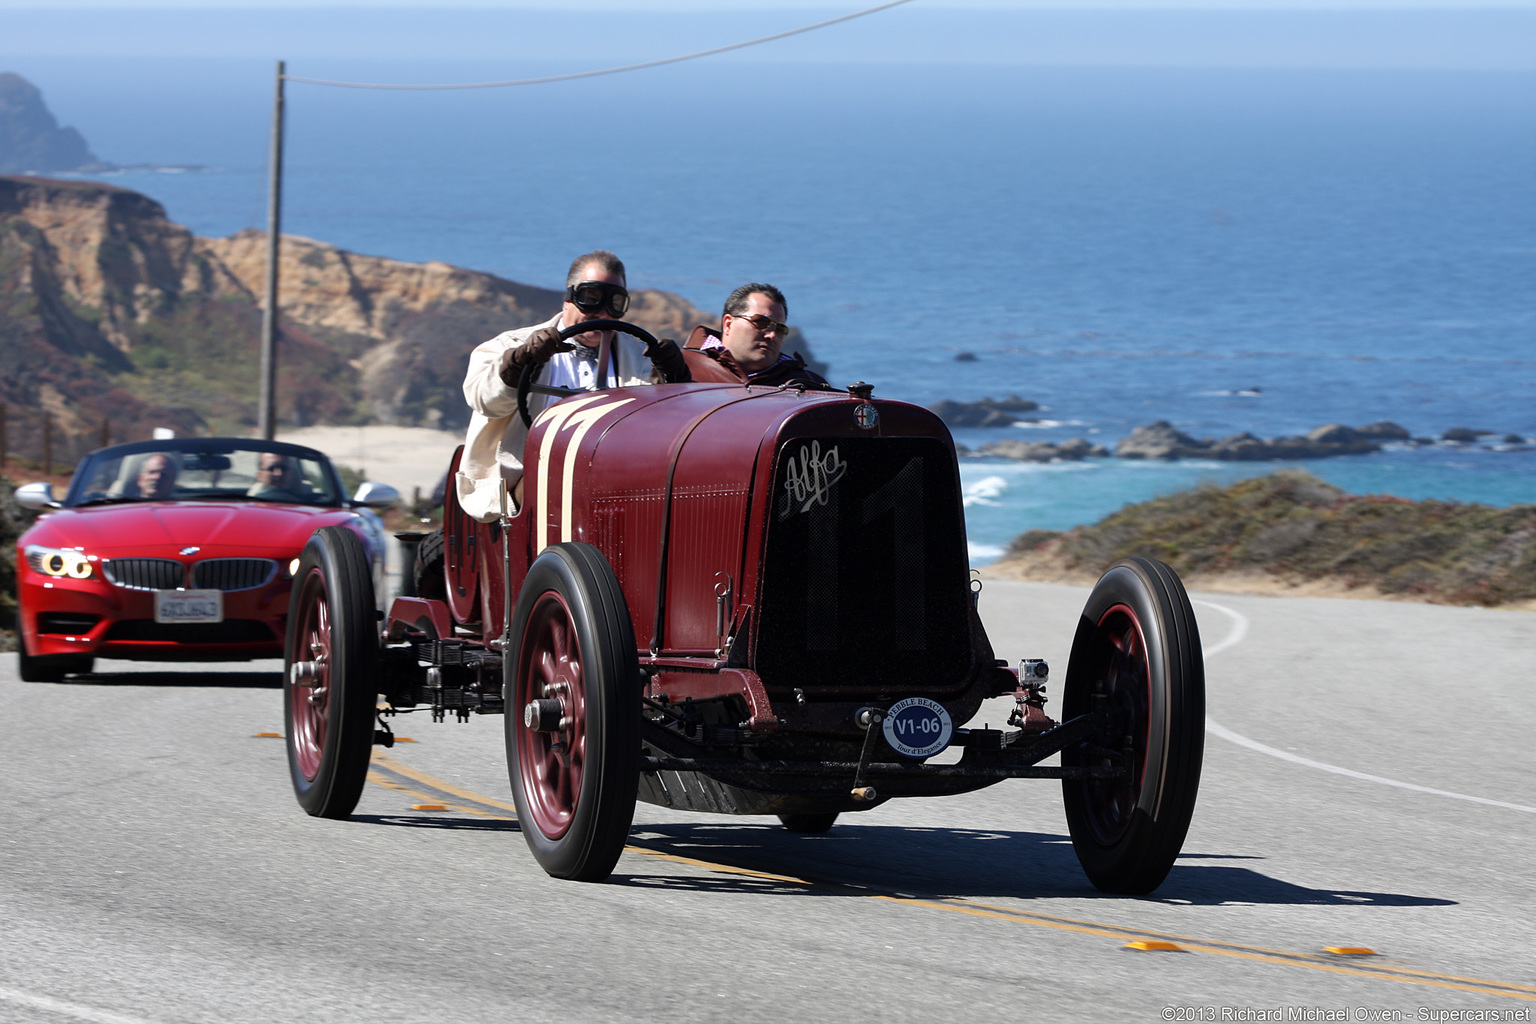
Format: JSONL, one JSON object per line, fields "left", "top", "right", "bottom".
{"left": 133, "top": 453, "right": 179, "bottom": 499}
{"left": 455, "top": 250, "right": 689, "bottom": 523}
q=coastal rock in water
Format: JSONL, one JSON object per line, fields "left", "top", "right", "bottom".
{"left": 1115, "top": 421, "right": 1209, "bottom": 460}
{"left": 1357, "top": 421, "right": 1410, "bottom": 440}
{"left": 1208, "top": 432, "right": 1271, "bottom": 460}
{"left": 977, "top": 440, "right": 1056, "bottom": 462}
{"left": 1055, "top": 437, "right": 1108, "bottom": 459}
{"left": 1443, "top": 427, "right": 1493, "bottom": 443}
{"left": 1297, "top": 424, "right": 1379, "bottom": 455}
{"left": 1307, "top": 424, "right": 1362, "bottom": 445}
{"left": 1267, "top": 432, "right": 1378, "bottom": 458}
{"left": 1117, "top": 420, "right": 1384, "bottom": 461}
{"left": 977, "top": 437, "right": 1108, "bottom": 462}
{"left": 0, "top": 74, "right": 108, "bottom": 174}
{"left": 930, "top": 395, "right": 1040, "bottom": 429}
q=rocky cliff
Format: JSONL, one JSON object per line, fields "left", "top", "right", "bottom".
{"left": 0, "top": 74, "right": 106, "bottom": 175}
{"left": 0, "top": 174, "right": 763, "bottom": 464}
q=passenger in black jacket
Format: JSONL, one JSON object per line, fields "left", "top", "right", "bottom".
{"left": 685, "top": 282, "right": 830, "bottom": 389}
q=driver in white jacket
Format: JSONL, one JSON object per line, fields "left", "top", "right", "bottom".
{"left": 455, "top": 249, "right": 687, "bottom": 522}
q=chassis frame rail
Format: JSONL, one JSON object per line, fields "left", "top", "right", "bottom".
{"left": 641, "top": 757, "right": 1128, "bottom": 780}
{"left": 641, "top": 712, "right": 1128, "bottom": 781}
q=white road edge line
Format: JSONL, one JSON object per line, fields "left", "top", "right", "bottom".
{"left": 1192, "top": 599, "right": 1536, "bottom": 815}
{"left": 0, "top": 986, "right": 162, "bottom": 1024}
{"left": 1193, "top": 597, "right": 1248, "bottom": 657}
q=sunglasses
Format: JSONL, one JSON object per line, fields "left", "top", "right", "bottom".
{"left": 566, "top": 280, "right": 630, "bottom": 317}
{"left": 730, "top": 312, "right": 789, "bottom": 336}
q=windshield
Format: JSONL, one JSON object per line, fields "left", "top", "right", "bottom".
{"left": 64, "top": 441, "right": 344, "bottom": 507}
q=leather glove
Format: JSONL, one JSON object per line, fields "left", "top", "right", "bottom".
{"left": 499, "top": 326, "right": 573, "bottom": 386}
{"left": 646, "top": 337, "right": 691, "bottom": 384}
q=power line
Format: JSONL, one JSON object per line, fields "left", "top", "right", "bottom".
{"left": 260, "top": 2, "right": 916, "bottom": 432}
{"left": 283, "top": 0, "right": 916, "bottom": 90}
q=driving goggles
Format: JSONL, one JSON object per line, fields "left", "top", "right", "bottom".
{"left": 566, "top": 280, "right": 630, "bottom": 317}
{"left": 730, "top": 312, "right": 789, "bottom": 336}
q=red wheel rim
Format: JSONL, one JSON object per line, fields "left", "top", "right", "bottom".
{"left": 1082, "top": 602, "right": 1151, "bottom": 844}
{"left": 290, "top": 568, "right": 332, "bottom": 781}
{"left": 515, "top": 590, "right": 587, "bottom": 840}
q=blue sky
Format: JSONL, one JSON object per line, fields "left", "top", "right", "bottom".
{"left": 4, "top": 2, "right": 1534, "bottom": 68}
{"left": 4, "top": 1, "right": 1535, "bottom": 8}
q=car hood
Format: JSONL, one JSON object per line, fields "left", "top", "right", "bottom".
{"left": 22, "top": 501, "right": 357, "bottom": 557}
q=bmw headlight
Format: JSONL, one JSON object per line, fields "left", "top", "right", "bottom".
{"left": 24, "top": 545, "right": 97, "bottom": 579}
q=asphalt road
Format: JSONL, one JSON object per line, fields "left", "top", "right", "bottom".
{"left": 3, "top": 581, "right": 1533, "bottom": 1023}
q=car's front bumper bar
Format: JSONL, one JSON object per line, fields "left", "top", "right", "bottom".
{"left": 641, "top": 757, "right": 1127, "bottom": 781}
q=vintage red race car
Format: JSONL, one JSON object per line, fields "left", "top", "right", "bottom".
{"left": 14, "top": 438, "right": 397, "bottom": 682}
{"left": 281, "top": 320, "right": 1205, "bottom": 894}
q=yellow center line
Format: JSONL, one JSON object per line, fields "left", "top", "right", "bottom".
{"left": 366, "top": 770, "right": 500, "bottom": 818}
{"left": 880, "top": 898, "right": 1536, "bottom": 1000}
{"left": 372, "top": 751, "right": 521, "bottom": 814}
{"left": 935, "top": 897, "right": 1536, "bottom": 995}
{"left": 365, "top": 753, "right": 1534, "bottom": 1002}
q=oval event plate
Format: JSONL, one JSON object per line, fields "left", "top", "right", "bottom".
{"left": 882, "top": 697, "right": 954, "bottom": 759}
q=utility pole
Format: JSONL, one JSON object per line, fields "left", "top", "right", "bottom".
{"left": 258, "top": 60, "right": 285, "bottom": 440}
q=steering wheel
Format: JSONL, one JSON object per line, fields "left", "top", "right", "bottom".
{"left": 516, "top": 318, "right": 666, "bottom": 427}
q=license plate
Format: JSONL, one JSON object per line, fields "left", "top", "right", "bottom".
{"left": 155, "top": 589, "right": 223, "bottom": 624}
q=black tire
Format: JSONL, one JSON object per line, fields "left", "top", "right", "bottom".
{"left": 506, "top": 542, "right": 640, "bottom": 881}
{"left": 413, "top": 527, "right": 446, "bottom": 601}
{"left": 284, "top": 526, "right": 380, "bottom": 819}
{"left": 778, "top": 812, "right": 839, "bottom": 834}
{"left": 17, "top": 643, "right": 93, "bottom": 683}
{"left": 1061, "top": 556, "right": 1205, "bottom": 895}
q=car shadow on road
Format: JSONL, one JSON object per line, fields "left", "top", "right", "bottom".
{"left": 1145, "top": 865, "right": 1453, "bottom": 907}
{"left": 352, "top": 813, "right": 519, "bottom": 833}
{"left": 619, "top": 822, "right": 1454, "bottom": 908}
{"left": 49, "top": 670, "right": 283, "bottom": 689}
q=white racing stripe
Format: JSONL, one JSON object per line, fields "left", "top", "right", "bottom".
{"left": 0, "top": 986, "right": 161, "bottom": 1024}
{"left": 1192, "top": 598, "right": 1536, "bottom": 815}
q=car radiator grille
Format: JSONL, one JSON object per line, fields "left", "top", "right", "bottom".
{"left": 193, "top": 558, "right": 278, "bottom": 591}
{"left": 755, "top": 436, "right": 973, "bottom": 697}
{"left": 103, "top": 557, "right": 279, "bottom": 592}
{"left": 102, "top": 558, "right": 184, "bottom": 591}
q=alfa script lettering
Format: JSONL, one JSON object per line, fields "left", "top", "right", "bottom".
{"left": 783, "top": 441, "right": 847, "bottom": 513}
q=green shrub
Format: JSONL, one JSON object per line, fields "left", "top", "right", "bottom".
{"left": 1023, "top": 471, "right": 1535, "bottom": 606}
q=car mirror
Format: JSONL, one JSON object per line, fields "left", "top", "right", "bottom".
{"left": 15, "top": 482, "right": 61, "bottom": 510}
{"left": 352, "top": 481, "right": 400, "bottom": 509}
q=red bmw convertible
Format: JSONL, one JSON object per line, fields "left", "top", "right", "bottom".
{"left": 14, "top": 438, "right": 398, "bottom": 682}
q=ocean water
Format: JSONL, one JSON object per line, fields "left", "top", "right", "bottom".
{"left": 12, "top": 56, "right": 1536, "bottom": 562}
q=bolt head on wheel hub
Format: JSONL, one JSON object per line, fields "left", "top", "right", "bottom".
{"left": 524, "top": 698, "right": 564, "bottom": 731}
{"left": 290, "top": 659, "right": 323, "bottom": 685}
